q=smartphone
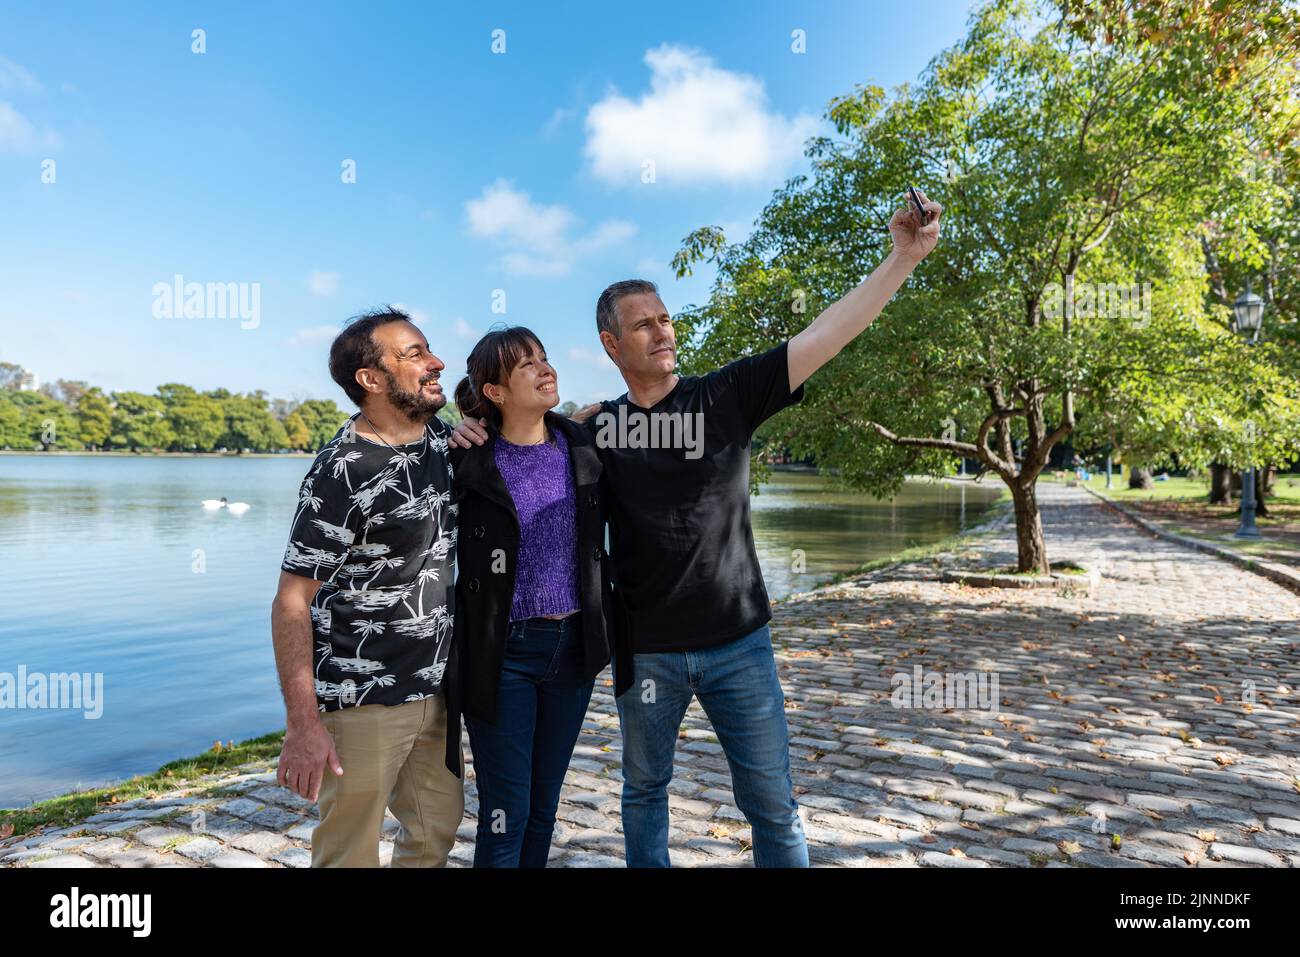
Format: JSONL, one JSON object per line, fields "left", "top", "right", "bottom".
{"left": 906, "top": 186, "right": 930, "bottom": 225}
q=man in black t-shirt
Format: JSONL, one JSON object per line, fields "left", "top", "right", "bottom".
{"left": 589, "top": 341, "right": 803, "bottom": 657}
{"left": 452, "top": 191, "right": 942, "bottom": 866}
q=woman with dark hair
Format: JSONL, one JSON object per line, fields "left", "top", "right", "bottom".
{"left": 447, "top": 326, "right": 612, "bottom": 867}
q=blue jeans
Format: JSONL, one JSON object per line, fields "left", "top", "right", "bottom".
{"left": 465, "top": 614, "right": 595, "bottom": 867}
{"left": 616, "top": 623, "right": 808, "bottom": 867}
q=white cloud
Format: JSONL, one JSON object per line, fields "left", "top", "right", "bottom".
{"left": 468, "top": 181, "right": 574, "bottom": 247}
{"left": 288, "top": 325, "right": 338, "bottom": 346}
{"left": 455, "top": 318, "right": 477, "bottom": 340}
{"left": 584, "top": 44, "right": 820, "bottom": 188}
{"left": 465, "top": 179, "right": 635, "bottom": 277}
{"left": 307, "top": 270, "right": 340, "bottom": 298}
{"left": 0, "top": 101, "right": 59, "bottom": 154}
{"left": 0, "top": 57, "right": 42, "bottom": 93}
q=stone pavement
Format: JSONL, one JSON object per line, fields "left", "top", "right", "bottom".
{"left": 4, "top": 483, "right": 1298, "bottom": 868}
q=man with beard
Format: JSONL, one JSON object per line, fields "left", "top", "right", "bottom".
{"left": 271, "top": 306, "right": 464, "bottom": 867}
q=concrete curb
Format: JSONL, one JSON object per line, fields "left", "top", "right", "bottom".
{"left": 939, "top": 567, "right": 1099, "bottom": 597}
{"left": 1081, "top": 485, "right": 1300, "bottom": 597}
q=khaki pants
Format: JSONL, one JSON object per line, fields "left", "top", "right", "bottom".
{"left": 312, "top": 692, "right": 464, "bottom": 868}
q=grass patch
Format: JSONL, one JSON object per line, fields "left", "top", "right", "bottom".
{"left": 1157, "top": 520, "right": 1300, "bottom": 560}
{"left": 161, "top": 834, "right": 197, "bottom": 853}
{"left": 0, "top": 731, "right": 284, "bottom": 839}
{"left": 1069, "top": 471, "right": 1300, "bottom": 504}
{"left": 990, "top": 561, "right": 1090, "bottom": 576}
{"left": 1085, "top": 476, "right": 1300, "bottom": 568}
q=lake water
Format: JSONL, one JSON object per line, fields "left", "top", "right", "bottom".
{"left": 0, "top": 454, "right": 1002, "bottom": 808}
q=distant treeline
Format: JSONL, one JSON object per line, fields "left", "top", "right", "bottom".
{"left": 0, "top": 359, "right": 420, "bottom": 452}
{"left": 0, "top": 379, "right": 347, "bottom": 455}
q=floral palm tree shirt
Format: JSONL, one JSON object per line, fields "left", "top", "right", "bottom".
{"left": 281, "top": 415, "right": 457, "bottom": 711}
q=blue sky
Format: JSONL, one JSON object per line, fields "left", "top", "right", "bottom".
{"left": 0, "top": 0, "right": 975, "bottom": 408}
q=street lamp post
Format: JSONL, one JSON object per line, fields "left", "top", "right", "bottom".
{"left": 1232, "top": 282, "right": 1266, "bottom": 539}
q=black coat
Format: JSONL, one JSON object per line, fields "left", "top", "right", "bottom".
{"left": 441, "top": 412, "right": 613, "bottom": 777}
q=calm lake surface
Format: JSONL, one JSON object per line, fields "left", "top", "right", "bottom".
{"left": 0, "top": 454, "right": 1002, "bottom": 808}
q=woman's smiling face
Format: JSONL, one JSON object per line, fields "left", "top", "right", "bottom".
{"left": 485, "top": 337, "right": 559, "bottom": 415}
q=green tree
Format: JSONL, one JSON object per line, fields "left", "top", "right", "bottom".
{"left": 168, "top": 394, "right": 225, "bottom": 451}
{"left": 8, "top": 390, "right": 77, "bottom": 449}
{"left": 674, "top": 0, "right": 1300, "bottom": 572}
{"left": 220, "top": 393, "right": 289, "bottom": 452}
{"left": 110, "top": 392, "right": 174, "bottom": 451}
{"left": 437, "top": 403, "right": 461, "bottom": 427}
{"left": 282, "top": 410, "right": 311, "bottom": 450}
{"left": 156, "top": 383, "right": 198, "bottom": 405}
{"left": 0, "top": 393, "right": 23, "bottom": 447}
{"left": 75, "top": 388, "right": 113, "bottom": 449}
{"left": 294, "top": 398, "right": 349, "bottom": 449}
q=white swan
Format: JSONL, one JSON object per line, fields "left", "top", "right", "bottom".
{"left": 200, "top": 497, "right": 251, "bottom": 514}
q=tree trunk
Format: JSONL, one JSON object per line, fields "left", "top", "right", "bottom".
{"left": 1224, "top": 467, "right": 1271, "bottom": 517}
{"left": 1260, "top": 465, "right": 1276, "bottom": 498}
{"left": 1209, "top": 463, "right": 1233, "bottom": 504}
{"left": 1128, "top": 467, "right": 1154, "bottom": 490}
{"left": 1010, "top": 481, "right": 1050, "bottom": 574}
{"left": 1251, "top": 467, "right": 1271, "bottom": 518}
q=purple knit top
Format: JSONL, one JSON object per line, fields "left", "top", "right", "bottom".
{"left": 494, "top": 425, "right": 581, "bottom": 623}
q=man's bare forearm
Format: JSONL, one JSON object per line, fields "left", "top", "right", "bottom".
{"left": 271, "top": 595, "right": 321, "bottom": 729}
{"left": 788, "top": 249, "right": 915, "bottom": 390}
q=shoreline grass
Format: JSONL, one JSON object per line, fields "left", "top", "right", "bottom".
{"left": 0, "top": 732, "right": 285, "bottom": 838}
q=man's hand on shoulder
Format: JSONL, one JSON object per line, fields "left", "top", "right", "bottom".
{"left": 448, "top": 416, "right": 489, "bottom": 449}
{"left": 571, "top": 403, "right": 601, "bottom": 425}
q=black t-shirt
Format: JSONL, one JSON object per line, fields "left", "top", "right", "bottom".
{"left": 590, "top": 339, "right": 804, "bottom": 654}
{"left": 280, "top": 415, "right": 458, "bottom": 710}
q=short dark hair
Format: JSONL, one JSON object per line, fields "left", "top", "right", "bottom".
{"left": 329, "top": 306, "right": 413, "bottom": 407}
{"left": 596, "top": 279, "right": 658, "bottom": 343}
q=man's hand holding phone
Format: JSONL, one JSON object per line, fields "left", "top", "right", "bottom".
{"left": 889, "top": 186, "right": 942, "bottom": 266}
